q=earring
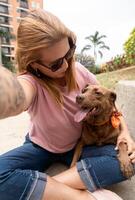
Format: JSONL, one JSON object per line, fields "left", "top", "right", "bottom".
{"left": 36, "top": 68, "right": 41, "bottom": 78}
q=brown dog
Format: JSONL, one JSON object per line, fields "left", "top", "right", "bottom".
{"left": 71, "top": 84, "right": 134, "bottom": 178}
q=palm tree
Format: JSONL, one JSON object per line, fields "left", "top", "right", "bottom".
{"left": 82, "top": 31, "right": 110, "bottom": 62}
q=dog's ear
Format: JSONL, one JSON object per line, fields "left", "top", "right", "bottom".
{"left": 110, "top": 91, "right": 117, "bottom": 103}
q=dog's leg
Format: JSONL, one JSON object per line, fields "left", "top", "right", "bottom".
{"left": 70, "top": 140, "right": 84, "bottom": 168}
{"left": 117, "top": 141, "right": 134, "bottom": 178}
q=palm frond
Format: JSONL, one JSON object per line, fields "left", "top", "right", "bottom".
{"left": 81, "top": 45, "right": 92, "bottom": 54}
{"left": 100, "top": 45, "right": 110, "bottom": 50}
{"left": 98, "top": 50, "right": 103, "bottom": 58}
{"left": 97, "top": 41, "right": 105, "bottom": 46}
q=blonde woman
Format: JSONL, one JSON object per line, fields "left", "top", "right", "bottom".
{"left": 0, "top": 9, "right": 135, "bottom": 200}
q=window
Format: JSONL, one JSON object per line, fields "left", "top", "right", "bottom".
{"left": 1, "top": 36, "right": 10, "bottom": 44}
{"left": 2, "top": 47, "right": 11, "bottom": 54}
{"left": 0, "top": 26, "right": 10, "bottom": 32}
{"left": 31, "top": 1, "right": 40, "bottom": 9}
{"left": 0, "top": 26, "right": 11, "bottom": 44}
{"left": 0, "top": 15, "right": 9, "bottom": 24}
{"left": 20, "top": 0, "right": 29, "bottom": 9}
{"left": 0, "top": 0, "right": 8, "bottom": 3}
{"left": 20, "top": 10, "right": 28, "bottom": 17}
{"left": 0, "top": 5, "right": 9, "bottom": 14}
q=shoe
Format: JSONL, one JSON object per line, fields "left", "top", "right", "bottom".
{"left": 90, "top": 189, "right": 123, "bottom": 200}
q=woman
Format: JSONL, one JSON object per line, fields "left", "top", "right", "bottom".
{"left": 0, "top": 9, "right": 135, "bottom": 200}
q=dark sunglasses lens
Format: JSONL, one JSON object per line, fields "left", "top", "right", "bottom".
{"left": 51, "top": 58, "right": 64, "bottom": 72}
{"left": 51, "top": 45, "right": 76, "bottom": 72}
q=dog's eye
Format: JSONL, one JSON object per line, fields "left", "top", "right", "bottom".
{"left": 95, "top": 91, "right": 102, "bottom": 96}
{"left": 82, "top": 88, "right": 88, "bottom": 93}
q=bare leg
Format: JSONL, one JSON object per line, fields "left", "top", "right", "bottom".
{"left": 42, "top": 176, "right": 96, "bottom": 200}
{"left": 53, "top": 166, "right": 87, "bottom": 190}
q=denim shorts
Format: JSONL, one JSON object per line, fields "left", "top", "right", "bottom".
{"left": 77, "top": 145, "right": 134, "bottom": 192}
{"left": 0, "top": 134, "right": 134, "bottom": 200}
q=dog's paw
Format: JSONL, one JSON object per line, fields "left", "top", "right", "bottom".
{"left": 120, "top": 159, "right": 134, "bottom": 178}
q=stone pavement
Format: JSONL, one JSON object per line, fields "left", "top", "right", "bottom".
{"left": 0, "top": 111, "right": 135, "bottom": 200}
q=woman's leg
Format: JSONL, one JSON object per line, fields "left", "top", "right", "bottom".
{"left": 0, "top": 149, "right": 96, "bottom": 200}
{"left": 42, "top": 176, "right": 96, "bottom": 200}
{"left": 0, "top": 137, "right": 53, "bottom": 200}
{"left": 53, "top": 165, "right": 87, "bottom": 189}
{"left": 53, "top": 145, "right": 134, "bottom": 192}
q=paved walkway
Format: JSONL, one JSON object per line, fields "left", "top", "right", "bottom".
{"left": 0, "top": 112, "right": 29, "bottom": 154}
{"left": 0, "top": 112, "right": 135, "bottom": 200}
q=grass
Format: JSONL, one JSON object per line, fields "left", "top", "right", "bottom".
{"left": 96, "top": 65, "right": 135, "bottom": 89}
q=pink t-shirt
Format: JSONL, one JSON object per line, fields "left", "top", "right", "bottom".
{"left": 19, "top": 62, "right": 98, "bottom": 153}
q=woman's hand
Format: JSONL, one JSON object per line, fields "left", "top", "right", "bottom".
{"left": 116, "top": 131, "right": 135, "bottom": 164}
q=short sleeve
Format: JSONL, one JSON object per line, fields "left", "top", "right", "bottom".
{"left": 17, "top": 74, "right": 37, "bottom": 91}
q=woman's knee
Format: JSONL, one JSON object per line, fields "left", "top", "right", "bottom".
{"left": 77, "top": 156, "right": 127, "bottom": 192}
{"left": 0, "top": 167, "right": 47, "bottom": 200}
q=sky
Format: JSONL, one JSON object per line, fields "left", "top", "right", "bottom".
{"left": 43, "top": 0, "right": 135, "bottom": 63}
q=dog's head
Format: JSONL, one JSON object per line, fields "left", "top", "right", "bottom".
{"left": 74, "top": 84, "right": 116, "bottom": 125}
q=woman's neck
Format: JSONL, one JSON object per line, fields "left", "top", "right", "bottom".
{"left": 53, "top": 77, "right": 67, "bottom": 87}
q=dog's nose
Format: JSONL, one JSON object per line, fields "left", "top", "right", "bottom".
{"left": 76, "top": 95, "right": 84, "bottom": 103}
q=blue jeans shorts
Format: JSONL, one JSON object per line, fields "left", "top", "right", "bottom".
{"left": 0, "top": 134, "right": 134, "bottom": 199}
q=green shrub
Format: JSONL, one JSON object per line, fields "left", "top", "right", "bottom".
{"left": 100, "top": 54, "right": 130, "bottom": 73}
{"left": 75, "top": 53, "right": 95, "bottom": 68}
{"left": 124, "top": 28, "right": 135, "bottom": 65}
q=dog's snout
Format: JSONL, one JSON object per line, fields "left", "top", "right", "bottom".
{"left": 76, "top": 95, "right": 84, "bottom": 103}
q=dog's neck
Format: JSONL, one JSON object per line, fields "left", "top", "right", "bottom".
{"left": 84, "top": 110, "right": 122, "bottom": 128}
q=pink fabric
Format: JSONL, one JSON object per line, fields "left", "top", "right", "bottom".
{"left": 18, "top": 62, "right": 98, "bottom": 153}
{"left": 91, "top": 189, "right": 123, "bottom": 200}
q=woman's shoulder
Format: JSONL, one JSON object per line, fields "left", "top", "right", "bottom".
{"left": 18, "top": 73, "right": 36, "bottom": 82}
{"left": 18, "top": 73, "right": 38, "bottom": 90}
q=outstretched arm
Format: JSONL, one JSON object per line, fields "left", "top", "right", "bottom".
{"left": 0, "top": 65, "right": 25, "bottom": 119}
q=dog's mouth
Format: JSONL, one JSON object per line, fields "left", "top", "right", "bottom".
{"left": 74, "top": 106, "right": 99, "bottom": 122}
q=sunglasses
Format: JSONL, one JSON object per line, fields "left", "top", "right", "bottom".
{"left": 36, "top": 43, "right": 76, "bottom": 72}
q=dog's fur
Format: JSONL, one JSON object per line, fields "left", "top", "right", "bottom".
{"left": 71, "top": 84, "right": 134, "bottom": 178}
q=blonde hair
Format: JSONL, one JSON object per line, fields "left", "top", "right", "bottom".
{"left": 16, "top": 9, "right": 78, "bottom": 104}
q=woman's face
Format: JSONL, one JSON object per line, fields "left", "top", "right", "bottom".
{"left": 32, "top": 37, "right": 71, "bottom": 79}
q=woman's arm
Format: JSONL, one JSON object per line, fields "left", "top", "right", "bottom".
{"left": 0, "top": 65, "right": 36, "bottom": 119}
{"left": 117, "top": 116, "right": 135, "bottom": 163}
{"left": 0, "top": 66, "right": 26, "bottom": 119}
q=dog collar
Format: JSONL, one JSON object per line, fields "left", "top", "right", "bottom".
{"left": 111, "top": 111, "right": 122, "bottom": 128}
{"left": 88, "top": 111, "right": 122, "bottom": 127}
